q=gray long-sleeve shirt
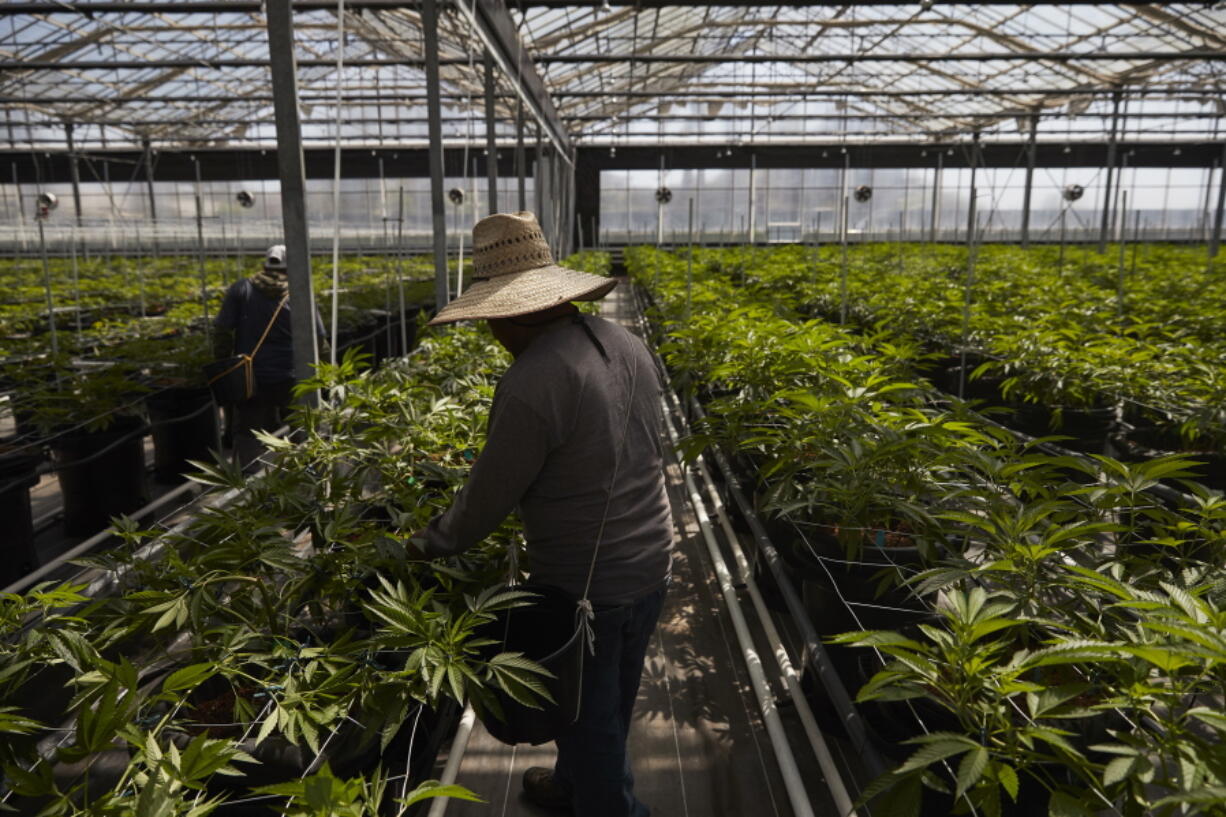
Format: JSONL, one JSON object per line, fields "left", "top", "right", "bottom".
{"left": 423, "top": 315, "right": 673, "bottom": 607}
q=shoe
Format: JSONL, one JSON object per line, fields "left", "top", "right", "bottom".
{"left": 522, "top": 767, "right": 572, "bottom": 811}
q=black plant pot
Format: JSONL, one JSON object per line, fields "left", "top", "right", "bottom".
{"left": 785, "top": 524, "right": 935, "bottom": 698}
{"left": 0, "top": 447, "right": 42, "bottom": 587}
{"left": 172, "top": 673, "right": 382, "bottom": 791}
{"left": 1011, "top": 404, "right": 1117, "bottom": 455}
{"left": 1122, "top": 424, "right": 1226, "bottom": 491}
{"left": 147, "top": 386, "right": 220, "bottom": 483}
{"left": 50, "top": 415, "right": 149, "bottom": 537}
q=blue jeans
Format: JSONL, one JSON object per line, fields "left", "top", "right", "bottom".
{"left": 554, "top": 584, "right": 666, "bottom": 817}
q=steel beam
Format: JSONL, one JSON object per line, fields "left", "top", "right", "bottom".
{"left": 0, "top": 0, "right": 1174, "bottom": 12}
{"left": 4, "top": 88, "right": 1220, "bottom": 106}
{"left": 1098, "top": 89, "right": 1123, "bottom": 253}
{"left": 531, "top": 51, "right": 1226, "bottom": 64}
{"left": 457, "top": 0, "right": 572, "bottom": 158}
{"left": 7, "top": 141, "right": 1221, "bottom": 186}
{"left": 14, "top": 111, "right": 1221, "bottom": 129}
{"left": 65, "top": 122, "right": 82, "bottom": 226}
{"left": 1020, "top": 111, "right": 1037, "bottom": 249}
{"left": 515, "top": 96, "right": 526, "bottom": 211}
{"left": 422, "top": 0, "right": 447, "bottom": 315}
{"left": 141, "top": 136, "right": 157, "bottom": 223}
{"left": 483, "top": 50, "right": 498, "bottom": 215}
{"left": 5, "top": 51, "right": 1224, "bottom": 71}
{"left": 1212, "top": 142, "right": 1226, "bottom": 259}
{"left": 265, "top": 0, "right": 320, "bottom": 391}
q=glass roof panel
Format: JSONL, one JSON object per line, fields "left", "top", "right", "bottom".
{"left": 0, "top": 3, "right": 1221, "bottom": 150}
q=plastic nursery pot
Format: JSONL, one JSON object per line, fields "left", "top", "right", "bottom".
{"left": 1121, "top": 424, "right": 1226, "bottom": 492}
{"left": 473, "top": 583, "right": 585, "bottom": 747}
{"left": 146, "top": 386, "right": 220, "bottom": 483}
{"left": 50, "top": 414, "right": 149, "bottom": 538}
{"left": 844, "top": 649, "right": 962, "bottom": 753}
{"left": 1010, "top": 403, "right": 1118, "bottom": 455}
{"left": 172, "top": 673, "right": 380, "bottom": 790}
{"left": 918, "top": 354, "right": 963, "bottom": 395}
{"left": 2, "top": 747, "right": 134, "bottom": 814}
{"left": 0, "top": 446, "right": 43, "bottom": 587}
{"left": 791, "top": 523, "right": 935, "bottom": 692}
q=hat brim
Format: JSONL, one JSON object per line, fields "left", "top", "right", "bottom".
{"left": 427, "top": 264, "right": 617, "bottom": 325}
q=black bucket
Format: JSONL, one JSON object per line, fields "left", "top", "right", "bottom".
{"left": 147, "top": 387, "right": 219, "bottom": 482}
{"left": 0, "top": 448, "right": 42, "bottom": 587}
{"left": 51, "top": 416, "right": 149, "bottom": 537}
{"left": 476, "top": 583, "right": 585, "bottom": 746}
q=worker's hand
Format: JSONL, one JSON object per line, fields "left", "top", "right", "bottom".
{"left": 405, "top": 532, "right": 430, "bottom": 561}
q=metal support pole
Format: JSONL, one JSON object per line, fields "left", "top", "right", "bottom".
{"left": 422, "top": 0, "right": 448, "bottom": 315}
{"left": 1020, "top": 112, "right": 1038, "bottom": 248}
{"left": 1058, "top": 207, "right": 1068, "bottom": 274}
{"left": 685, "top": 197, "right": 694, "bottom": 323}
{"left": 840, "top": 150, "right": 850, "bottom": 244}
{"left": 396, "top": 186, "right": 408, "bottom": 353}
{"left": 840, "top": 194, "right": 849, "bottom": 324}
{"left": 65, "top": 123, "right": 83, "bottom": 227}
{"left": 141, "top": 136, "right": 158, "bottom": 223}
{"left": 656, "top": 154, "right": 665, "bottom": 245}
{"left": 515, "top": 96, "right": 526, "bottom": 211}
{"left": 565, "top": 152, "right": 576, "bottom": 256}
{"left": 930, "top": 150, "right": 943, "bottom": 242}
{"left": 534, "top": 123, "right": 543, "bottom": 217}
{"left": 12, "top": 163, "right": 27, "bottom": 250}
{"left": 1210, "top": 142, "right": 1226, "bottom": 261}
{"left": 37, "top": 216, "right": 59, "bottom": 359}
{"left": 966, "top": 132, "right": 981, "bottom": 248}
{"left": 959, "top": 187, "right": 979, "bottom": 400}
{"left": 193, "top": 158, "right": 212, "bottom": 343}
{"left": 1098, "top": 89, "right": 1122, "bottom": 253}
{"left": 483, "top": 50, "right": 499, "bottom": 215}
{"left": 1117, "top": 190, "right": 1128, "bottom": 319}
{"left": 265, "top": 0, "right": 320, "bottom": 393}
{"left": 747, "top": 152, "right": 757, "bottom": 244}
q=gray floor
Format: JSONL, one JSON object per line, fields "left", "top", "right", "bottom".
{"left": 432, "top": 281, "right": 843, "bottom": 817}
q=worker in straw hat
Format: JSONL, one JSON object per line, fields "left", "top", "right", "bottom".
{"left": 411, "top": 211, "right": 672, "bottom": 817}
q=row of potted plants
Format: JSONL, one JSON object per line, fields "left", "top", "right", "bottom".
{"left": 689, "top": 242, "right": 1226, "bottom": 454}
{"left": 627, "top": 245, "right": 1226, "bottom": 816}
{"left": 1, "top": 319, "right": 556, "bottom": 814}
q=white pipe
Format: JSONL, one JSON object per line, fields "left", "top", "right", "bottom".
{"left": 426, "top": 704, "right": 478, "bottom": 817}
{"left": 658, "top": 393, "right": 817, "bottom": 817}
{"left": 693, "top": 453, "right": 859, "bottom": 817}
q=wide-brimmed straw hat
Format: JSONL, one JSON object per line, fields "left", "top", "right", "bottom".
{"left": 427, "top": 211, "right": 615, "bottom": 325}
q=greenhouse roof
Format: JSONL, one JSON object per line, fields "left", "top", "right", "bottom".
{"left": 0, "top": 2, "right": 1223, "bottom": 152}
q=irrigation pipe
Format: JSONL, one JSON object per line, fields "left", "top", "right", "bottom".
{"left": 658, "top": 392, "right": 851, "bottom": 817}
{"left": 425, "top": 704, "right": 478, "bottom": 817}
{"left": 657, "top": 391, "right": 818, "bottom": 817}
{"left": 693, "top": 454, "right": 858, "bottom": 817}
{"left": 632, "top": 284, "right": 886, "bottom": 779}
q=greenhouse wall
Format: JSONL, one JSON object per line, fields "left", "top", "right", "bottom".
{"left": 598, "top": 166, "right": 1224, "bottom": 245}
{"left": 0, "top": 176, "right": 534, "bottom": 254}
